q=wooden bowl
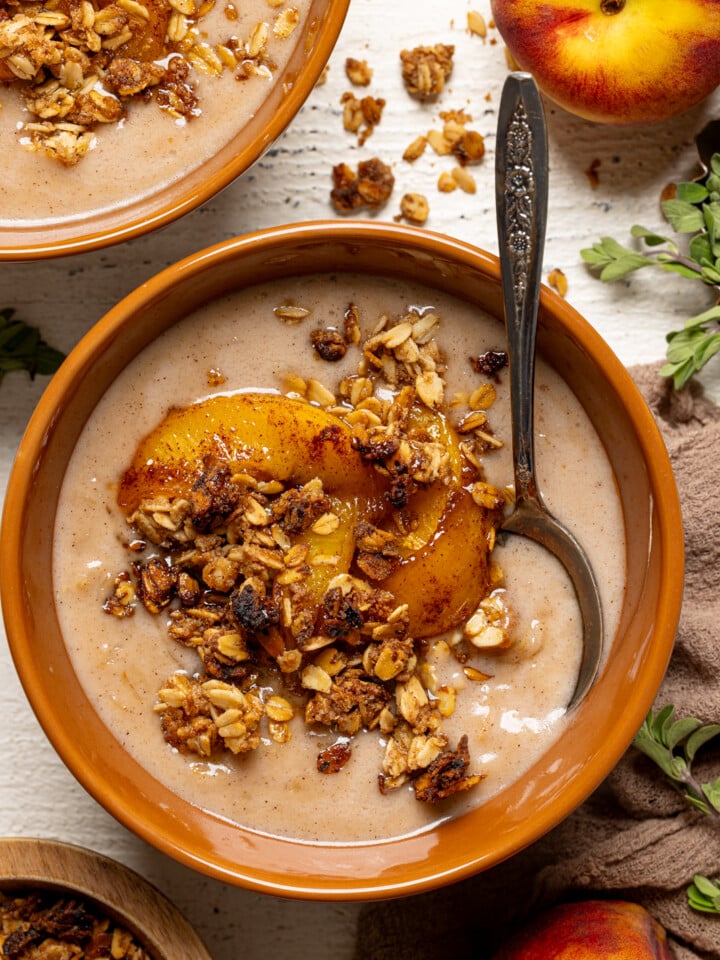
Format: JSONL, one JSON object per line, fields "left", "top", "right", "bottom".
{"left": 0, "top": 221, "right": 684, "bottom": 898}
{"left": 0, "top": 838, "right": 211, "bottom": 959}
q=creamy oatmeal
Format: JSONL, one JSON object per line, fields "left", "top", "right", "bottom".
{"left": 52, "top": 273, "right": 626, "bottom": 843}
{"left": 0, "top": 0, "right": 311, "bottom": 224}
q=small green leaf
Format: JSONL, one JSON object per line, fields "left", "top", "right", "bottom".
{"left": 662, "top": 198, "right": 705, "bottom": 233}
{"left": 666, "top": 717, "right": 702, "bottom": 750}
{"left": 597, "top": 236, "right": 638, "bottom": 259}
{"left": 660, "top": 356, "right": 695, "bottom": 389}
{"left": 688, "top": 875, "right": 720, "bottom": 915}
{"left": 684, "top": 305, "right": 720, "bottom": 329}
{"left": 685, "top": 793, "right": 713, "bottom": 816}
{"left": 702, "top": 778, "right": 720, "bottom": 814}
{"left": 654, "top": 704, "right": 676, "bottom": 743}
{"left": 695, "top": 334, "right": 720, "bottom": 368}
{"left": 692, "top": 875, "right": 720, "bottom": 898}
{"left": 701, "top": 265, "right": 720, "bottom": 284}
{"left": 690, "top": 233, "right": 713, "bottom": 264}
{"left": 677, "top": 182, "right": 709, "bottom": 204}
{"left": 599, "top": 256, "right": 652, "bottom": 281}
{"left": 657, "top": 260, "right": 705, "bottom": 281}
{"left": 0, "top": 309, "right": 65, "bottom": 385}
{"left": 633, "top": 736, "right": 674, "bottom": 778}
{"left": 629, "top": 224, "right": 674, "bottom": 247}
{"left": 580, "top": 245, "right": 612, "bottom": 267}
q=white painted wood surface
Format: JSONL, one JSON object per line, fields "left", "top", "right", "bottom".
{"left": 1, "top": 2, "right": 719, "bottom": 957}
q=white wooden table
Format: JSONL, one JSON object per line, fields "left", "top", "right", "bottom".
{"left": 1, "top": 2, "right": 719, "bottom": 957}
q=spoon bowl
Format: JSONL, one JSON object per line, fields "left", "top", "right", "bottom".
{"left": 496, "top": 73, "right": 604, "bottom": 709}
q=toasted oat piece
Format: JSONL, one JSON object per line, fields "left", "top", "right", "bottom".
{"left": 467, "top": 10, "right": 488, "bottom": 38}
{"left": 548, "top": 267, "right": 568, "bottom": 298}
{"left": 400, "top": 43, "right": 454, "bottom": 99}
{"left": 403, "top": 134, "right": 427, "bottom": 163}
{"left": 345, "top": 56, "right": 372, "bottom": 86}
{"left": 400, "top": 192, "right": 429, "bottom": 225}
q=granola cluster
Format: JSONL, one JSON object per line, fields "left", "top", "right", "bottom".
{"left": 105, "top": 303, "right": 514, "bottom": 803}
{"left": 330, "top": 157, "right": 395, "bottom": 214}
{"left": 0, "top": 0, "right": 300, "bottom": 164}
{"left": 0, "top": 891, "right": 151, "bottom": 959}
{"left": 399, "top": 43, "right": 454, "bottom": 100}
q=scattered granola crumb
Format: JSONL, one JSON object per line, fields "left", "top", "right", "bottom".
{"left": 467, "top": 10, "right": 488, "bottom": 38}
{"left": 330, "top": 158, "right": 395, "bottom": 213}
{"left": 403, "top": 134, "right": 428, "bottom": 163}
{"left": 341, "top": 91, "right": 385, "bottom": 145}
{"left": 471, "top": 350, "right": 508, "bottom": 378}
{"left": 311, "top": 327, "right": 348, "bottom": 361}
{"left": 399, "top": 192, "right": 430, "bottom": 225}
{"left": 317, "top": 740, "right": 352, "bottom": 773}
{"left": 316, "top": 63, "right": 330, "bottom": 85}
{"left": 345, "top": 56, "right": 372, "bottom": 86}
{"left": 547, "top": 268, "right": 568, "bottom": 298}
{"left": 207, "top": 368, "right": 226, "bottom": 386}
{"left": 437, "top": 171, "right": 457, "bottom": 193}
{"left": 426, "top": 111, "right": 485, "bottom": 166}
{"left": 400, "top": 43, "right": 454, "bottom": 100}
{"left": 585, "top": 157, "right": 601, "bottom": 189}
{"left": 451, "top": 165, "right": 476, "bottom": 194}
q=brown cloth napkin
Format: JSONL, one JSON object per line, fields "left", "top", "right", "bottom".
{"left": 353, "top": 364, "right": 720, "bottom": 960}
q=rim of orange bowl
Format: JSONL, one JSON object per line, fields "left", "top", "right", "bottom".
{"left": 0, "top": 2, "right": 350, "bottom": 262}
{"left": 0, "top": 221, "right": 684, "bottom": 898}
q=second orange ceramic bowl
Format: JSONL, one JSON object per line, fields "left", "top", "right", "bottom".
{"left": 0, "top": 0, "right": 348, "bottom": 260}
{"left": 0, "top": 221, "right": 683, "bottom": 898}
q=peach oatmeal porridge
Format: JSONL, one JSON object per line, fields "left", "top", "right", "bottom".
{"left": 52, "top": 274, "right": 626, "bottom": 844}
{"left": 0, "top": 0, "right": 311, "bottom": 224}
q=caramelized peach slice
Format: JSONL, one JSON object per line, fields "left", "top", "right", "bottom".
{"left": 292, "top": 498, "right": 358, "bottom": 606}
{"left": 117, "top": 392, "right": 386, "bottom": 514}
{"left": 382, "top": 488, "right": 496, "bottom": 638}
{"left": 393, "top": 406, "right": 465, "bottom": 559}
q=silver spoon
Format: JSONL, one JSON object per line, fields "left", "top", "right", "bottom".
{"left": 495, "top": 72, "right": 603, "bottom": 710}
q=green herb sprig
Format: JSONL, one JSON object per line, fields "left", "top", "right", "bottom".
{"left": 0, "top": 307, "right": 65, "bottom": 384}
{"left": 633, "top": 706, "right": 720, "bottom": 915}
{"left": 581, "top": 154, "right": 720, "bottom": 389}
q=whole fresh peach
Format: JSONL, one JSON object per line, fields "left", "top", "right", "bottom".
{"left": 489, "top": 0, "right": 720, "bottom": 124}
{"left": 492, "top": 899, "right": 675, "bottom": 958}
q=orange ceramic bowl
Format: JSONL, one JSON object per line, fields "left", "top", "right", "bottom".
{"left": 0, "top": 0, "right": 348, "bottom": 261}
{"left": 0, "top": 222, "right": 683, "bottom": 898}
